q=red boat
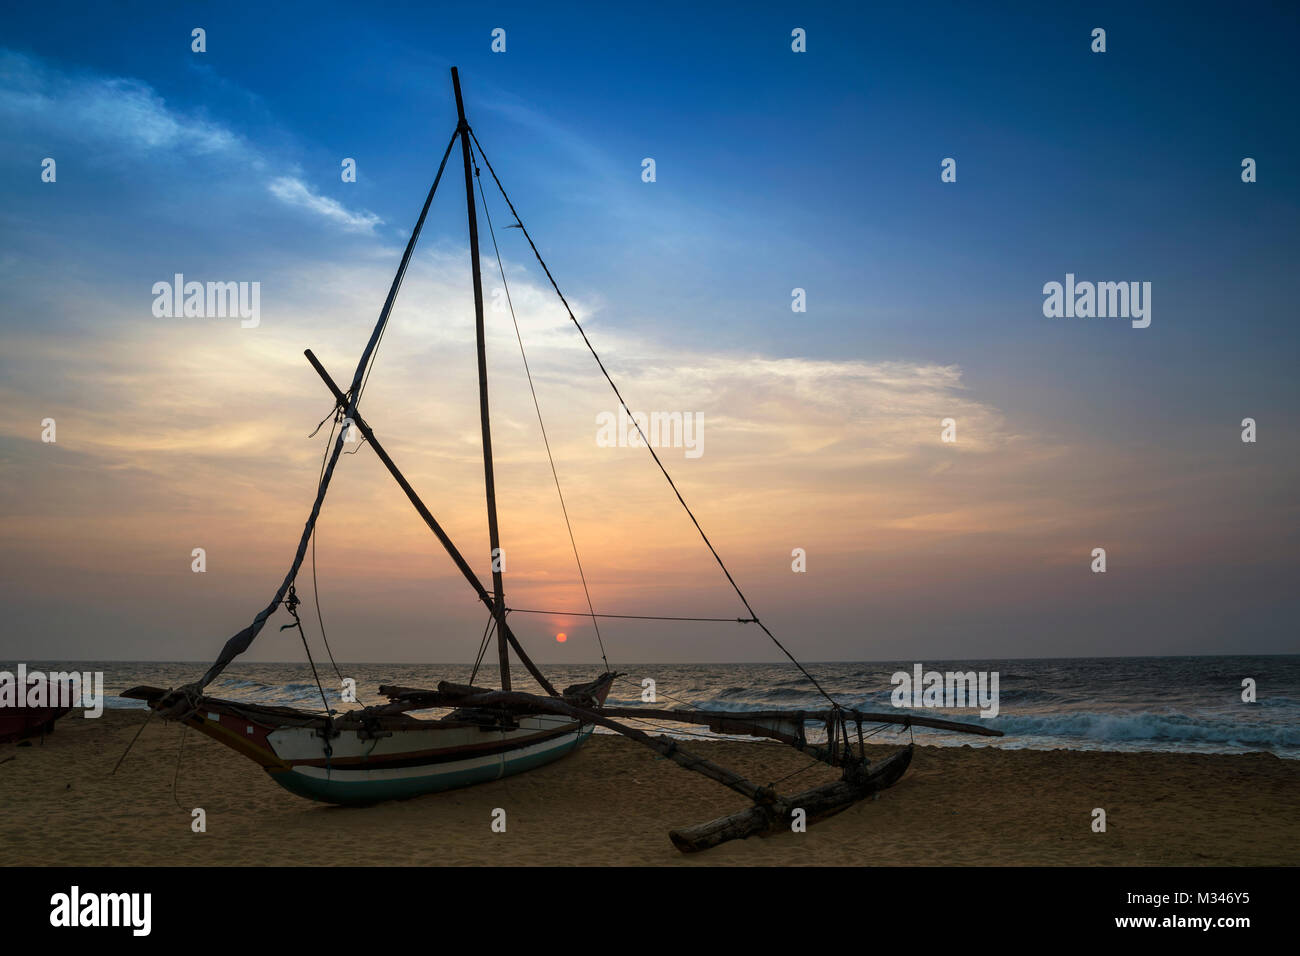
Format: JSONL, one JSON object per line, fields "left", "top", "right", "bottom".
{"left": 0, "top": 678, "right": 72, "bottom": 743}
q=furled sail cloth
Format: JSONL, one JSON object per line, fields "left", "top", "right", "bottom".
{"left": 195, "top": 131, "right": 459, "bottom": 690}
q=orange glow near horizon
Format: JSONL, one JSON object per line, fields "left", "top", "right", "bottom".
{"left": 1, "top": 278, "right": 1292, "bottom": 664}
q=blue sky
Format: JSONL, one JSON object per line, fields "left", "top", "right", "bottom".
{"left": 6, "top": 3, "right": 1297, "bottom": 377}
{"left": 1, "top": 1, "right": 1297, "bottom": 663}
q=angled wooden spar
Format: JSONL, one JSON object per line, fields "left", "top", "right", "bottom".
{"left": 303, "top": 349, "right": 558, "bottom": 698}
{"left": 596, "top": 706, "right": 1003, "bottom": 739}
{"left": 845, "top": 709, "right": 1002, "bottom": 736}
{"left": 451, "top": 66, "right": 512, "bottom": 692}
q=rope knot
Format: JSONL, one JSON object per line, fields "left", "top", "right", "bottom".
{"left": 284, "top": 585, "right": 301, "bottom": 617}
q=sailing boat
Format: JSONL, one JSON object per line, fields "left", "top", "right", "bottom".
{"left": 126, "top": 68, "right": 1000, "bottom": 852}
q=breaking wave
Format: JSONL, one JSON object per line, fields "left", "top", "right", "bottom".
{"left": 988, "top": 711, "right": 1300, "bottom": 749}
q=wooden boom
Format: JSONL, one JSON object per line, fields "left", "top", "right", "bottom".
{"left": 598, "top": 706, "right": 1003, "bottom": 741}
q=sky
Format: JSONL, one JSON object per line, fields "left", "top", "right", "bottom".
{"left": 0, "top": 1, "right": 1297, "bottom": 668}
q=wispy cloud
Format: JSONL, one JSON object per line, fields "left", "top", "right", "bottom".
{"left": 267, "top": 176, "right": 383, "bottom": 233}
{"left": 0, "top": 50, "right": 243, "bottom": 159}
{"left": 0, "top": 49, "right": 382, "bottom": 233}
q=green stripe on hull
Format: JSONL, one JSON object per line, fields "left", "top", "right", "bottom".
{"left": 267, "top": 727, "right": 593, "bottom": 805}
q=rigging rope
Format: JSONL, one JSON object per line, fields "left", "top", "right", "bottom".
{"left": 508, "top": 607, "right": 755, "bottom": 623}
{"left": 611, "top": 674, "right": 699, "bottom": 710}
{"left": 768, "top": 753, "right": 831, "bottom": 787}
{"left": 472, "top": 138, "right": 610, "bottom": 673}
{"left": 613, "top": 715, "right": 735, "bottom": 741}
{"left": 280, "top": 585, "right": 334, "bottom": 717}
{"left": 309, "top": 414, "right": 345, "bottom": 683}
{"left": 110, "top": 707, "right": 155, "bottom": 775}
{"left": 469, "top": 612, "right": 497, "bottom": 686}
{"left": 468, "top": 129, "right": 836, "bottom": 708}
{"left": 170, "top": 723, "right": 188, "bottom": 811}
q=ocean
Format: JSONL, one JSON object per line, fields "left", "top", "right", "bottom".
{"left": 9, "top": 655, "right": 1298, "bottom": 759}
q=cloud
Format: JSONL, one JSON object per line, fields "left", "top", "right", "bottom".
{"left": 4, "top": 229, "right": 1260, "bottom": 663}
{"left": 267, "top": 176, "right": 383, "bottom": 233}
{"left": 0, "top": 49, "right": 382, "bottom": 233}
{"left": 0, "top": 50, "right": 243, "bottom": 159}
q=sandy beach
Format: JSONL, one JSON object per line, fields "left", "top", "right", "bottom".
{"left": 1, "top": 709, "right": 1296, "bottom": 866}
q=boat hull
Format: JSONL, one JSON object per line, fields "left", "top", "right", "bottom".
{"left": 0, "top": 678, "right": 72, "bottom": 743}
{"left": 264, "top": 715, "right": 594, "bottom": 804}
{"left": 0, "top": 706, "right": 71, "bottom": 744}
{"left": 163, "top": 699, "right": 597, "bottom": 806}
{"left": 123, "top": 674, "right": 615, "bottom": 806}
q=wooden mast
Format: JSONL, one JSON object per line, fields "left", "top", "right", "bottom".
{"left": 452, "top": 67, "right": 511, "bottom": 691}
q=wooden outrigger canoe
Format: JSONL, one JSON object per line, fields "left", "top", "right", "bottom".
{"left": 126, "top": 673, "right": 999, "bottom": 851}
{"left": 125, "top": 66, "right": 1004, "bottom": 853}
